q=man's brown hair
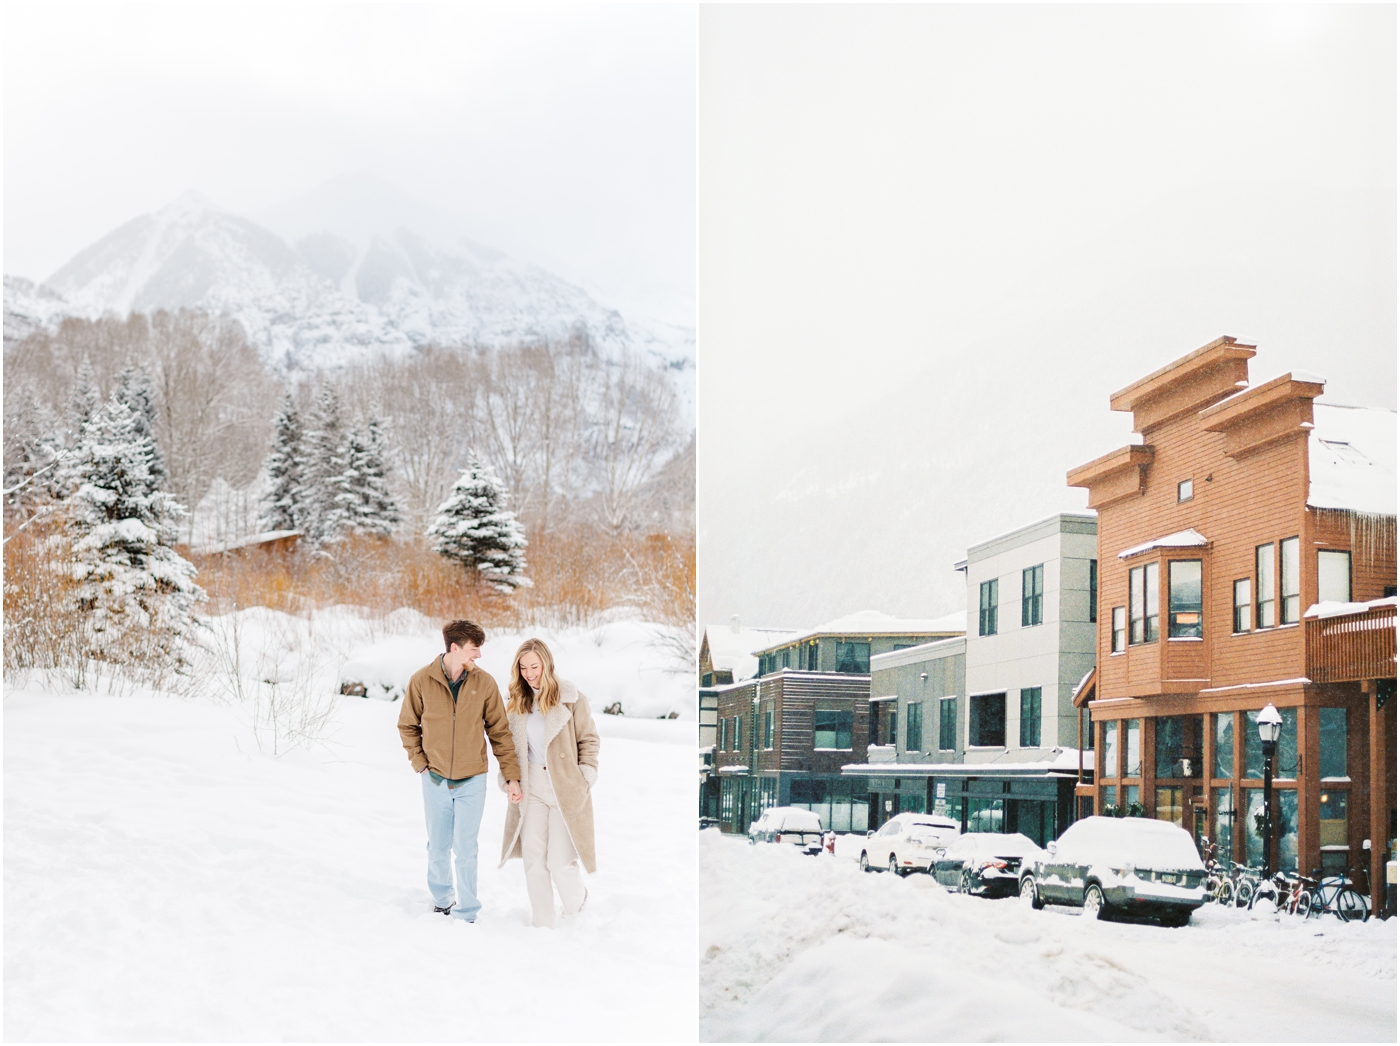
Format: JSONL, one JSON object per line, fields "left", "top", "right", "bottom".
{"left": 443, "top": 620, "right": 486, "bottom": 651}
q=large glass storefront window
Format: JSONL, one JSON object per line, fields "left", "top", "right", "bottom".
{"left": 1101, "top": 721, "right": 1119, "bottom": 778}
{"left": 1319, "top": 707, "right": 1348, "bottom": 779}
{"left": 1212, "top": 788, "right": 1235, "bottom": 864}
{"left": 1244, "top": 788, "right": 1264, "bottom": 867}
{"left": 788, "top": 778, "right": 869, "bottom": 833}
{"left": 1122, "top": 784, "right": 1140, "bottom": 816}
{"left": 1278, "top": 791, "right": 1298, "bottom": 873}
{"left": 1244, "top": 707, "right": 1297, "bottom": 780}
{"left": 1155, "top": 715, "right": 1204, "bottom": 779}
{"left": 1155, "top": 786, "right": 1184, "bottom": 828}
{"left": 966, "top": 797, "right": 1004, "bottom": 832}
{"left": 1101, "top": 784, "right": 1118, "bottom": 815}
{"left": 1213, "top": 712, "right": 1234, "bottom": 779}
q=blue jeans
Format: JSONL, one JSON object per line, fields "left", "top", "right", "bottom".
{"left": 421, "top": 772, "right": 487, "bottom": 921}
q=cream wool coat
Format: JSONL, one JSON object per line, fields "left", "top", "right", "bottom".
{"left": 498, "top": 679, "right": 600, "bottom": 873}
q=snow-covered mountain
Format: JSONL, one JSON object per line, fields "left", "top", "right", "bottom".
{"left": 5, "top": 184, "right": 694, "bottom": 382}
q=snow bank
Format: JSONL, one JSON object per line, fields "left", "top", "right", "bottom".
{"left": 701, "top": 831, "right": 1395, "bottom": 1042}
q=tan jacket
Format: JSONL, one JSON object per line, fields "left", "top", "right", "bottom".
{"left": 498, "top": 679, "right": 600, "bottom": 873}
{"left": 397, "top": 658, "right": 521, "bottom": 782}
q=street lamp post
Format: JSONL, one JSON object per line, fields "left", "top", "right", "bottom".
{"left": 1257, "top": 704, "right": 1283, "bottom": 878}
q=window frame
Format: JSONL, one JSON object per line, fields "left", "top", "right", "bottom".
{"left": 979, "top": 578, "right": 998, "bottom": 636}
{"left": 1019, "top": 687, "right": 1042, "bottom": 748}
{"left": 1256, "top": 542, "right": 1276, "bottom": 629}
{"left": 905, "top": 701, "right": 923, "bottom": 753}
{"left": 834, "top": 641, "right": 871, "bottom": 674}
{"left": 1022, "top": 564, "right": 1044, "bottom": 628}
{"left": 1129, "top": 562, "right": 1159, "bottom": 644}
{"left": 813, "top": 708, "right": 854, "bottom": 751}
{"left": 1111, "top": 605, "right": 1126, "bottom": 653}
{"left": 1233, "top": 578, "right": 1251, "bottom": 634}
{"left": 1167, "top": 559, "right": 1203, "bottom": 638}
{"left": 1177, "top": 477, "right": 1193, "bottom": 502}
{"left": 1317, "top": 550, "right": 1352, "bottom": 605}
{"left": 1089, "top": 559, "right": 1098, "bottom": 623}
{"left": 938, "top": 696, "right": 957, "bottom": 752}
{"left": 763, "top": 709, "right": 774, "bottom": 750}
{"left": 968, "top": 692, "right": 1007, "bottom": 748}
{"left": 1280, "top": 536, "right": 1300, "bottom": 624}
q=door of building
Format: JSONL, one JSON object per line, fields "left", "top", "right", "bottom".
{"left": 1155, "top": 786, "right": 1184, "bottom": 830}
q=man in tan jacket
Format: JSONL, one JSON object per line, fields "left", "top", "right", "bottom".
{"left": 398, "top": 619, "right": 522, "bottom": 922}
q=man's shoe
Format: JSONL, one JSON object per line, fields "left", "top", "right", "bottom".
{"left": 434, "top": 904, "right": 454, "bottom": 916}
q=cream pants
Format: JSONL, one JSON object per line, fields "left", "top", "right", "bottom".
{"left": 522, "top": 766, "right": 586, "bottom": 927}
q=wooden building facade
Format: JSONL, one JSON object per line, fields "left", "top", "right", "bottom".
{"left": 1068, "top": 337, "right": 1396, "bottom": 911}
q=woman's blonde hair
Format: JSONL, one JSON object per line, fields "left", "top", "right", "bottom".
{"left": 508, "top": 638, "right": 560, "bottom": 715}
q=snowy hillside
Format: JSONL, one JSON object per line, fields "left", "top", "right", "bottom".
{"left": 5, "top": 186, "right": 695, "bottom": 381}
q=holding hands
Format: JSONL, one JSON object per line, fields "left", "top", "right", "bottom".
{"left": 506, "top": 780, "right": 523, "bottom": 803}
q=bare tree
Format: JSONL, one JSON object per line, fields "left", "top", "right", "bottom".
{"left": 592, "top": 351, "right": 679, "bottom": 534}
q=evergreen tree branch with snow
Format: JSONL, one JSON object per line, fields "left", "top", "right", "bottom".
{"left": 427, "top": 453, "right": 531, "bottom": 592}
{"left": 260, "top": 391, "right": 305, "bottom": 533}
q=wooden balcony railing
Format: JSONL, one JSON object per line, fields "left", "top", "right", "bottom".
{"left": 1306, "top": 604, "right": 1397, "bottom": 684}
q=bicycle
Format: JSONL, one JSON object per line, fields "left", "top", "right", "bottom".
{"left": 1305, "top": 866, "right": 1370, "bottom": 923}
{"left": 1226, "top": 861, "right": 1263, "bottom": 909}
{"left": 1251, "top": 869, "right": 1312, "bottom": 916}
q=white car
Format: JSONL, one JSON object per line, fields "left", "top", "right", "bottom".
{"left": 748, "top": 807, "right": 825, "bottom": 854}
{"left": 860, "top": 813, "right": 961, "bottom": 875}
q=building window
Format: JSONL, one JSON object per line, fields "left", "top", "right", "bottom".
{"left": 780, "top": 648, "right": 790, "bottom": 669}
{"left": 1089, "top": 559, "right": 1098, "bottom": 623}
{"left": 718, "top": 716, "right": 727, "bottom": 751}
{"left": 1155, "top": 715, "right": 1203, "bottom": 778}
{"left": 979, "top": 579, "right": 998, "bottom": 636}
{"left": 1125, "top": 719, "right": 1141, "bottom": 776}
{"left": 1319, "top": 707, "right": 1347, "bottom": 779}
{"left": 1178, "top": 478, "right": 1193, "bottom": 502}
{"left": 1233, "top": 579, "right": 1251, "bottom": 633}
{"left": 814, "top": 709, "right": 853, "bottom": 750}
{"left": 939, "top": 697, "right": 956, "bottom": 751}
{"left": 1256, "top": 543, "right": 1275, "bottom": 628}
{"left": 905, "top": 701, "right": 923, "bottom": 753}
{"left": 1019, "top": 687, "right": 1042, "bottom": 748}
{"left": 1101, "top": 721, "right": 1119, "bottom": 777}
{"left": 1213, "top": 712, "right": 1233, "bottom": 779}
{"left": 834, "top": 641, "right": 870, "bottom": 674}
{"left": 1245, "top": 707, "right": 1297, "bottom": 780}
{"left": 882, "top": 704, "right": 897, "bottom": 746}
{"left": 969, "top": 693, "right": 1006, "bottom": 747}
{"left": 1319, "top": 789, "right": 1348, "bottom": 848}
{"left": 1167, "top": 559, "right": 1202, "bottom": 638}
{"left": 806, "top": 642, "right": 818, "bottom": 671}
{"left": 1022, "top": 564, "right": 1044, "bottom": 627}
{"left": 763, "top": 710, "right": 774, "bottom": 749}
{"left": 1129, "top": 562, "right": 1159, "bottom": 644}
{"left": 1318, "top": 550, "right": 1352, "bottom": 604}
{"left": 1111, "top": 606, "right": 1126, "bottom": 652}
{"left": 732, "top": 716, "right": 742, "bottom": 751}
{"left": 1281, "top": 537, "right": 1300, "bottom": 624}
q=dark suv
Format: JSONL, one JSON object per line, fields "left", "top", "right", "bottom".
{"left": 1018, "top": 816, "right": 1208, "bottom": 927}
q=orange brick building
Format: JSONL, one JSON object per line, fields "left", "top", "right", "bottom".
{"left": 1068, "top": 337, "right": 1396, "bottom": 912}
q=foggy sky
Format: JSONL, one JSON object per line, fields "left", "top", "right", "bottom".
{"left": 3, "top": 2, "right": 696, "bottom": 325}
{"left": 698, "top": 4, "right": 1397, "bottom": 629}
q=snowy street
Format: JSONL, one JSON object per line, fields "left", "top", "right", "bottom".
{"left": 4, "top": 621, "right": 697, "bottom": 1042}
{"left": 701, "top": 830, "right": 1397, "bottom": 1042}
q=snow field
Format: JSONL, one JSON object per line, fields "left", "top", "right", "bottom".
{"left": 5, "top": 617, "right": 697, "bottom": 1042}
{"left": 701, "top": 831, "right": 1396, "bottom": 1043}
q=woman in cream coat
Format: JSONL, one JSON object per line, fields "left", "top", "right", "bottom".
{"left": 498, "top": 638, "right": 600, "bottom": 928}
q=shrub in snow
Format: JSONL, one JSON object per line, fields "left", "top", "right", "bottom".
{"left": 58, "top": 395, "right": 205, "bottom": 668}
{"left": 3, "top": 386, "right": 66, "bottom": 514}
{"left": 427, "top": 453, "right": 531, "bottom": 593}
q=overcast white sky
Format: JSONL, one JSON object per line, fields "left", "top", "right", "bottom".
{"left": 3, "top": 2, "right": 696, "bottom": 324}
{"left": 699, "top": 4, "right": 1396, "bottom": 628}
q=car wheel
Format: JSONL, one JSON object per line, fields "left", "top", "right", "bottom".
{"left": 1083, "top": 883, "right": 1108, "bottom": 920}
{"left": 889, "top": 854, "right": 901, "bottom": 876}
{"left": 859, "top": 851, "right": 871, "bottom": 873}
{"left": 1020, "top": 876, "right": 1043, "bottom": 910}
{"left": 959, "top": 868, "right": 974, "bottom": 895}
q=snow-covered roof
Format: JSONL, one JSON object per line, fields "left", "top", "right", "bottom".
{"left": 1117, "top": 528, "right": 1208, "bottom": 560}
{"left": 770, "top": 609, "right": 967, "bottom": 649}
{"left": 703, "top": 624, "right": 801, "bottom": 681}
{"left": 1304, "top": 595, "right": 1396, "bottom": 621}
{"left": 1308, "top": 403, "right": 1397, "bottom": 516}
{"left": 190, "top": 529, "right": 300, "bottom": 556}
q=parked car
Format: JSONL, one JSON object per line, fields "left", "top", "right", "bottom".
{"left": 860, "top": 812, "right": 961, "bottom": 875}
{"left": 748, "top": 807, "right": 824, "bottom": 854}
{"left": 930, "top": 832, "right": 1045, "bottom": 896}
{"left": 1017, "top": 816, "right": 1208, "bottom": 926}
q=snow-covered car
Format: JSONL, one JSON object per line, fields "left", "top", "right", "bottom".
{"left": 748, "top": 807, "right": 824, "bottom": 854}
{"left": 1018, "top": 816, "right": 1207, "bottom": 926}
{"left": 860, "top": 813, "right": 961, "bottom": 875}
{"left": 930, "top": 832, "right": 1045, "bottom": 897}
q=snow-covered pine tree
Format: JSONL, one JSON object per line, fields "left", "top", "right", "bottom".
{"left": 114, "top": 363, "right": 166, "bottom": 485}
{"left": 301, "top": 382, "right": 350, "bottom": 545}
{"left": 427, "top": 452, "right": 531, "bottom": 592}
{"left": 3, "top": 387, "right": 66, "bottom": 515}
{"left": 59, "top": 394, "right": 204, "bottom": 666}
{"left": 66, "top": 358, "right": 100, "bottom": 445}
{"left": 334, "top": 415, "right": 402, "bottom": 537}
{"left": 260, "top": 391, "right": 305, "bottom": 533}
